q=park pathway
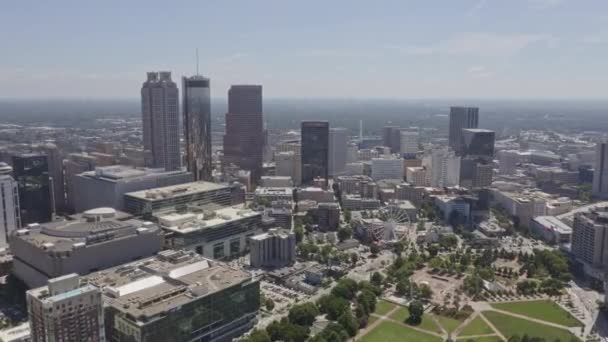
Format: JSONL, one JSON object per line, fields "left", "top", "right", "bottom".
{"left": 479, "top": 312, "right": 507, "bottom": 341}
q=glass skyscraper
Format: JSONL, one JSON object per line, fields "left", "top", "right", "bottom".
{"left": 301, "top": 121, "right": 329, "bottom": 186}
{"left": 12, "top": 154, "right": 52, "bottom": 225}
{"left": 449, "top": 106, "right": 479, "bottom": 154}
{"left": 183, "top": 75, "right": 212, "bottom": 181}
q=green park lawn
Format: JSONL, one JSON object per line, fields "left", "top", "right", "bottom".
{"left": 374, "top": 300, "right": 396, "bottom": 316}
{"left": 434, "top": 314, "right": 463, "bottom": 333}
{"left": 457, "top": 315, "right": 495, "bottom": 336}
{"left": 389, "top": 306, "right": 442, "bottom": 334}
{"left": 368, "top": 315, "right": 378, "bottom": 325}
{"left": 359, "top": 320, "right": 442, "bottom": 342}
{"left": 457, "top": 336, "right": 502, "bottom": 342}
{"left": 491, "top": 300, "right": 583, "bottom": 327}
{"left": 483, "top": 311, "right": 581, "bottom": 341}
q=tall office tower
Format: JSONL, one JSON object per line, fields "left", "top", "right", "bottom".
{"left": 400, "top": 131, "right": 419, "bottom": 157}
{"left": 461, "top": 129, "right": 495, "bottom": 160}
{"left": 183, "top": 75, "right": 212, "bottom": 181}
{"left": 141, "top": 71, "right": 180, "bottom": 171}
{"left": 41, "top": 144, "right": 65, "bottom": 213}
{"left": 12, "top": 154, "right": 52, "bottom": 225}
{"left": 593, "top": 142, "right": 608, "bottom": 199}
{"left": 572, "top": 210, "right": 608, "bottom": 267}
{"left": 63, "top": 153, "right": 97, "bottom": 213}
{"left": 275, "top": 151, "right": 301, "bottom": 185}
{"left": 329, "top": 128, "right": 348, "bottom": 176}
{"left": 0, "top": 166, "right": 20, "bottom": 249}
{"left": 449, "top": 106, "right": 479, "bottom": 153}
{"left": 301, "top": 121, "right": 329, "bottom": 187}
{"left": 27, "top": 274, "right": 105, "bottom": 342}
{"left": 346, "top": 143, "right": 358, "bottom": 163}
{"left": 223, "top": 85, "right": 264, "bottom": 182}
{"left": 430, "top": 148, "right": 460, "bottom": 188}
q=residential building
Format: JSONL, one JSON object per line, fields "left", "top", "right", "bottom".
{"left": 72, "top": 165, "right": 192, "bottom": 212}
{"left": 223, "top": 85, "right": 264, "bottom": 182}
{"left": 182, "top": 75, "right": 212, "bottom": 181}
{"left": 449, "top": 106, "right": 479, "bottom": 153}
{"left": 572, "top": 210, "right": 608, "bottom": 268}
{"left": 85, "top": 250, "right": 259, "bottom": 342}
{"left": 141, "top": 71, "right": 180, "bottom": 171}
{"left": 301, "top": 121, "right": 329, "bottom": 186}
{"left": 250, "top": 228, "right": 296, "bottom": 268}
{"left": 27, "top": 274, "right": 104, "bottom": 342}
{"left": 329, "top": 128, "right": 348, "bottom": 176}
{"left": 406, "top": 166, "right": 426, "bottom": 186}
{"left": 11, "top": 208, "right": 162, "bottom": 288}
{"left": 12, "top": 154, "right": 52, "bottom": 225}
{"left": 159, "top": 206, "right": 262, "bottom": 259}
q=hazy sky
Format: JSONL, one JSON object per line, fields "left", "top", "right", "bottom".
{"left": 1, "top": 0, "right": 608, "bottom": 99}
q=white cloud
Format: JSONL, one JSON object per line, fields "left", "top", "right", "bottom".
{"left": 390, "top": 32, "right": 557, "bottom": 57}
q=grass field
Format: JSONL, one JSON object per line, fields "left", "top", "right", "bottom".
{"left": 435, "top": 315, "right": 462, "bottom": 333}
{"left": 368, "top": 315, "right": 379, "bottom": 325}
{"left": 359, "top": 320, "right": 442, "bottom": 342}
{"left": 389, "top": 307, "right": 442, "bottom": 333}
{"left": 491, "top": 300, "right": 582, "bottom": 327}
{"left": 374, "top": 300, "right": 396, "bottom": 316}
{"left": 483, "top": 311, "right": 581, "bottom": 341}
{"left": 458, "top": 315, "right": 495, "bottom": 336}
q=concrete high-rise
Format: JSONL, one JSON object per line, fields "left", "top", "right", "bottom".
{"left": 572, "top": 210, "right": 608, "bottom": 268}
{"left": 400, "top": 131, "right": 419, "bottom": 156}
{"left": 41, "top": 144, "right": 65, "bottom": 213}
{"left": 449, "top": 106, "right": 479, "bottom": 153}
{"left": 223, "top": 85, "right": 264, "bottom": 182}
{"left": 431, "top": 147, "right": 460, "bottom": 188}
{"left": 27, "top": 274, "right": 105, "bottom": 342}
{"left": 250, "top": 228, "right": 296, "bottom": 268}
{"left": 301, "top": 121, "right": 329, "bottom": 186}
{"left": 329, "top": 128, "right": 348, "bottom": 176}
{"left": 141, "top": 72, "right": 180, "bottom": 171}
{"left": 593, "top": 142, "right": 608, "bottom": 199}
{"left": 12, "top": 154, "right": 52, "bottom": 225}
{"left": 183, "top": 75, "right": 212, "bottom": 181}
{"left": 0, "top": 167, "right": 20, "bottom": 249}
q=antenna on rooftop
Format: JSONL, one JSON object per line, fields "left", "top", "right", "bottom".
{"left": 196, "top": 48, "right": 200, "bottom": 76}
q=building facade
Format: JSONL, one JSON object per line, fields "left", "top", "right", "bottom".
{"left": 223, "top": 85, "right": 264, "bottom": 183}
{"left": 27, "top": 274, "right": 104, "bottom": 342}
{"left": 593, "top": 142, "right": 608, "bottom": 199}
{"left": 301, "top": 121, "right": 329, "bottom": 186}
{"left": 0, "top": 175, "right": 20, "bottom": 249}
{"left": 572, "top": 210, "right": 608, "bottom": 267}
{"left": 371, "top": 157, "right": 404, "bottom": 181}
{"left": 12, "top": 154, "right": 52, "bottom": 225}
{"left": 449, "top": 106, "right": 479, "bottom": 153}
{"left": 329, "top": 128, "right": 348, "bottom": 177}
{"left": 250, "top": 228, "right": 296, "bottom": 268}
{"left": 141, "top": 71, "right": 180, "bottom": 171}
{"left": 183, "top": 75, "right": 212, "bottom": 181}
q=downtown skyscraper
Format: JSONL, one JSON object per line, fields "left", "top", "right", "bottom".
{"left": 593, "top": 141, "right": 608, "bottom": 199}
{"left": 223, "top": 85, "right": 264, "bottom": 183}
{"left": 448, "top": 106, "right": 479, "bottom": 154}
{"left": 183, "top": 75, "right": 212, "bottom": 181}
{"left": 301, "top": 121, "right": 329, "bottom": 187}
{"left": 141, "top": 72, "right": 180, "bottom": 171}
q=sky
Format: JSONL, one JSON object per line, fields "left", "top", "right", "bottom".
{"left": 1, "top": 0, "right": 608, "bottom": 99}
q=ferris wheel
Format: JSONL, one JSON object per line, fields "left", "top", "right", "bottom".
{"left": 363, "top": 205, "right": 412, "bottom": 242}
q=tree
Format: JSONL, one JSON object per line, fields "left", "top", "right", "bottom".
{"left": 343, "top": 209, "right": 352, "bottom": 223}
{"left": 265, "top": 298, "right": 275, "bottom": 311}
{"left": 350, "top": 252, "right": 359, "bottom": 265}
{"left": 370, "top": 244, "right": 380, "bottom": 257}
{"left": 318, "top": 295, "right": 350, "bottom": 320}
{"left": 357, "top": 289, "right": 378, "bottom": 314}
{"left": 408, "top": 300, "right": 424, "bottom": 324}
{"left": 266, "top": 319, "right": 309, "bottom": 342}
{"left": 395, "top": 278, "right": 411, "bottom": 296}
{"left": 427, "top": 244, "right": 439, "bottom": 257}
{"left": 294, "top": 225, "right": 304, "bottom": 244}
{"left": 419, "top": 284, "right": 433, "bottom": 300}
{"left": 338, "top": 308, "right": 358, "bottom": 337}
{"left": 337, "top": 225, "right": 352, "bottom": 242}
{"left": 371, "top": 272, "right": 384, "bottom": 287}
{"left": 241, "top": 329, "right": 271, "bottom": 342}
{"left": 288, "top": 302, "right": 319, "bottom": 326}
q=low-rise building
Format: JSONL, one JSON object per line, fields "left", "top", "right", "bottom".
{"left": 342, "top": 195, "right": 381, "bottom": 210}
{"left": 11, "top": 208, "right": 162, "bottom": 288}
{"left": 254, "top": 187, "right": 293, "bottom": 204}
{"left": 159, "top": 205, "right": 262, "bottom": 259}
{"left": 0, "top": 323, "right": 30, "bottom": 342}
{"left": 86, "top": 250, "right": 259, "bottom": 342}
{"left": 406, "top": 167, "right": 426, "bottom": 186}
{"left": 250, "top": 228, "right": 296, "bottom": 268}
{"left": 530, "top": 216, "right": 572, "bottom": 244}
{"left": 260, "top": 176, "right": 293, "bottom": 187}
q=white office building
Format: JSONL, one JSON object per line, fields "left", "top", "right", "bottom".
{"left": 430, "top": 148, "right": 460, "bottom": 187}
{"left": 249, "top": 228, "right": 296, "bottom": 268}
{"left": 400, "top": 131, "right": 419, "bottom": 156}
{"left": 371, "top": 157, "right": 404, "bottom": 181}
{"left": 0, "top": 174, "right": 20, "bottom": 249}
{"left": 275, "top": 151, "right": 301, "bottom": 186}
{"left": 329, "top": 128, "right": 348, "bottom": 176}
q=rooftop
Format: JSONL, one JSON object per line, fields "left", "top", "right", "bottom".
{"left": 156, "top": 206, "right": 260, "bottom": 234}
{"left": 532, "top": 216, "right": 572, "bottom": 234}
{"left": 125, "top": 181, "right": 229, "bottom": 201}
{"left": 80, "top": 165, "right": 189, "bottom": 182}
{"left": 85, "top": 250, "right": 252, "bottom": 320}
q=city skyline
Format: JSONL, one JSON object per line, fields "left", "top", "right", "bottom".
{"left": 2, "top": 1, "right": 608, "bottom": 99}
